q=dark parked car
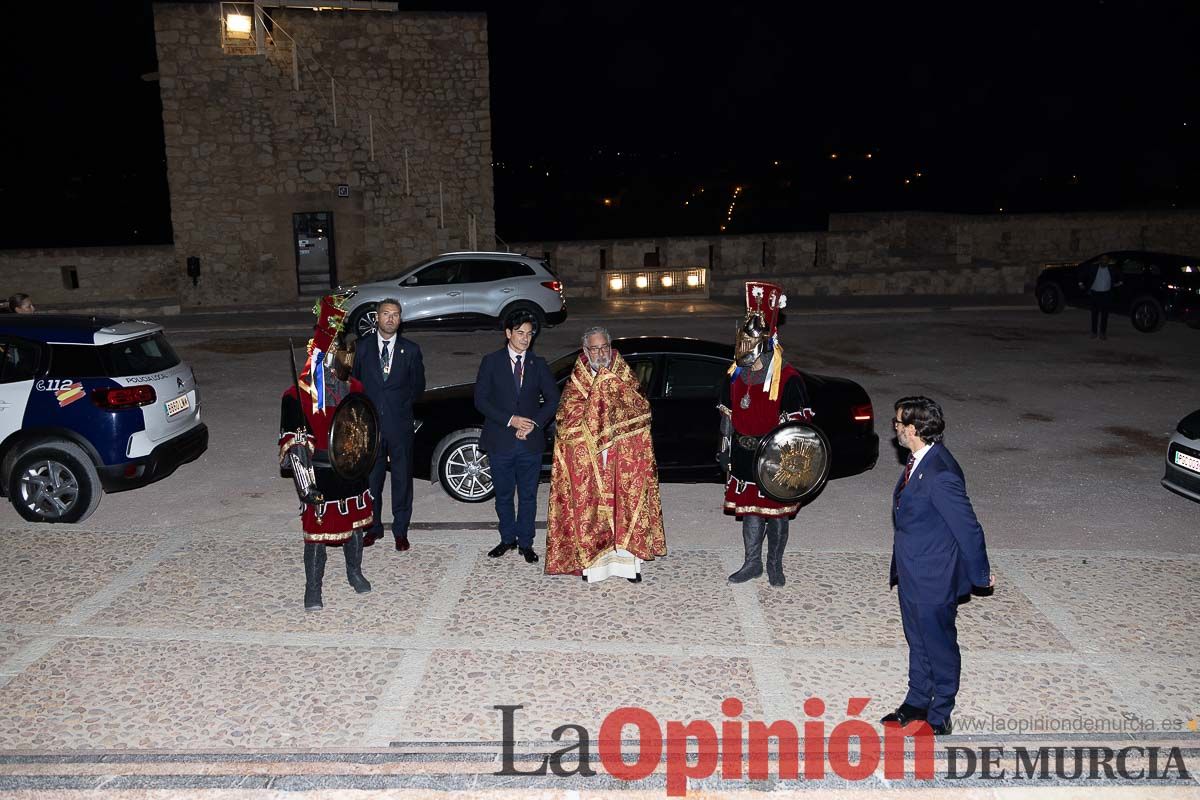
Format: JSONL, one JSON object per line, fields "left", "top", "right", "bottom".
{"left": 412, "top": 337, "right": 880, "bottom": 503}
{"left": 1162, "top": 408, "right": 1200, "bottom": 504}
{"left": 1035, "top": 251, "right": 1200, "bottom": 333}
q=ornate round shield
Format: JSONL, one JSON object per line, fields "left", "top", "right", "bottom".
{"left": 327, "top": 393, "right": 381, "bottom": 481}
{"left": 753, "top": 421, "right": 831, "bottom": 504}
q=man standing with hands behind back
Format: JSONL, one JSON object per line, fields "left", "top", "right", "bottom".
{"left": 474, "top": 311, "right": 560, "bottom": 563}
{"left": 354, "top": 298, "right": 425, "bottom": 552}
{"left": 883, "top": 396, "right": 994, "bottom": 736}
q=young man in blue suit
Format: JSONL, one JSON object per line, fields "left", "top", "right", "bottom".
{"left": 883, "top": 396, "right": 994, "bottom": 736}
{"left": 474, "top": 311, "right": 560, "bottom": 564}
{"left": 353, "top": 298, "right": 425, "bottom": 552}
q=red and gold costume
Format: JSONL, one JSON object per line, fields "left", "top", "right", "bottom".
{"left": 544, "top": 350, "right": 667, "bottom": 576}
{"left": 718, "top": 281, "right": 813, "bottom": 587}
{"left": 279, "top": 295, "right": 374, "bottom": 543}
{"left": 721, "top": 362, "right": 809, "bottom": 517}
{"left": 278, "top": 293, "right": 374, "bottom": 610}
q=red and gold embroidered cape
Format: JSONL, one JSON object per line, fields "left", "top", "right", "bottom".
{"left": 544, "top": 351, "right": 667, "bottom": 574}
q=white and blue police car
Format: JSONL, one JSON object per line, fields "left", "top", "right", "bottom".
{"left": 0, "top": 315, "right": 207, "bottom": 523}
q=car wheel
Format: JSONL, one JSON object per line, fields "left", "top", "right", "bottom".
{"left": 1036, "top": 283, "right": 1064, "bottom": 314}
{"left": 499, "top": 301, "right": 546, "bottom": 333}
{"left": 350, "top": 304, "right": 378, "bottom": 338}
{"left": 1130, "top": 296, "right": 1165, "bottom": 333}
{"left": 8, "top": 442, "right": 102, "bottom": 524}
{"left": 436, "top": 433, "right": 494, "bottom": 503}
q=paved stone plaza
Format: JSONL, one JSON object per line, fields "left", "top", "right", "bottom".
{"left": 0, "top": 302, "right": 1197, "bottom": 796}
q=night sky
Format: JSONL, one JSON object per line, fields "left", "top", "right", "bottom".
{"left": 2, "top": 1, "right": 1197, "bottom": 248}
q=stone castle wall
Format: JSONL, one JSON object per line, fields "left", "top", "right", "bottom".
{"left": 0, "top": 246, "right": 178, "bottom": 309}
{"left": 153, "top": 2, "right": 494, "bottom": 305}
{"left": 515, "top": 209, "right": 1200, "bottom": 298}
{"left": 5, "top": 208, "right": 1200, "bottom": 309}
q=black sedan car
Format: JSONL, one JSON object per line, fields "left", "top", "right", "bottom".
{"left": 1035, "top": 250, "right": 1200, "bottom": 332}
{"left": 412, "top": 337, "right": 880, "bottom": 502}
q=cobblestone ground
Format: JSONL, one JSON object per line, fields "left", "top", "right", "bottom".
{"left": 0, "top": 307, "right": 1197, "bottom": 796}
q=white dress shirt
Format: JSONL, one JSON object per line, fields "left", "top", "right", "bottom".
{"left": 908, "top": 442, "right": 933, "bottom": 475}
{"left": 1090, "top": 265, "right": 1112, "bottom": 292}
{"left": 377, "top": 331, "right": 397, "bottom": 375}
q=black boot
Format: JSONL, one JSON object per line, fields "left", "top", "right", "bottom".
{"left": 765, "top": 518, "right": 790, "bottom": 587}
{"left": 728, "top": 516, "right": 765, "bottom": 583}
{"left": 343, "top": 531, "right": 372, "bottom": 594}
{"left": 303, "top": 543, "right": 327, "bottom": 611}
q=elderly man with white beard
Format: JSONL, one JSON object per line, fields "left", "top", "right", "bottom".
{"left": 544, "top": 326, "right": 667, "bottom": 582}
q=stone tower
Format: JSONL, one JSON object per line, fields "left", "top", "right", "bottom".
{"left": 153, "top": 2, "right": 494, "bottom": 305}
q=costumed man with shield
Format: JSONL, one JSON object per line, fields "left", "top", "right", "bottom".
{"left": 718, "top": 281, "right": 828, "bottom": 587}
{"left": 279, "top": 293, "right": 381, "bottom": 611}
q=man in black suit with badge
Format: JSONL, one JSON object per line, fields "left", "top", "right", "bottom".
{"left": 353, "top": 298, "right": 425, "bottom": 551}
{"left": 474, "top": 311, "right": 560, "bottom": 563}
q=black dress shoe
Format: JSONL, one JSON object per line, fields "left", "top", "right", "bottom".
{"left": 518, "top": 546, "right": 539, "bottom": 564}
{"left": 929, "top": 719, "right": 953, "bottom": 736}
{"left": 880, "top": 703, "right": 928, "bottom": 726}
{"left": 488, "top": 542, "right": 517, "bottom": 558}
{"left": 394, "top": 536, "right": 410, "bottom": 552}
{"left": 628, "top": 573, "right": 642, "bottom": 583}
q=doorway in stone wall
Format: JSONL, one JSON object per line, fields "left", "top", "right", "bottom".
{"left": 293, "top": 211, "right": 337, "bottom": 297}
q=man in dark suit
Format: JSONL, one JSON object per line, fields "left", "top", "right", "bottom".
{"left": 474, "top": 311, "right": 560, "bottom": 563}
{"left": 1077, "top": 254, "right": 1123, "bottom": 340}
{"left": 882, "top": 396, "right": 994, "bottom": 736}
{"left": 353, "top": 298, "right": 425, "bottom": 551}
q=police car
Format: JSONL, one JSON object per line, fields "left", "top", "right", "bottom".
{"left": 0, "top": 315, "right": 208, "bottom": 523}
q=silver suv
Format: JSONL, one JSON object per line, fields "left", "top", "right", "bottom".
{"left": 342, "top": 251, "right": 567, "bottom": 338}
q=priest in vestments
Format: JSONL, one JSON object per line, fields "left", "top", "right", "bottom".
{"left": 545, "top": 327, "right": 667, "bottom": 582}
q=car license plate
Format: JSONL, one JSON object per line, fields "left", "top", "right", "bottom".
{"left": 1175, "top": 450, "right": 1200, "bottom": 474}
{"left": 165, "top": 395, "right": 190, "bottom": 418}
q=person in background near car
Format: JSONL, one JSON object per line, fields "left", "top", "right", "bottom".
{"left": 6, "top": 294, "right": 34, "bottom": 313}
{"left": 544, "top": 326, "right": 666, "bottom": 583}
{"left": 882, "top": 396, "right": 994, "bottom": 736}
{"left": 474, "top": 311, "right": 560, "bottom": 564}
{"left": 353, "top": 298, "right": 425, "bottom": 552}
{"left": 1078, "top": 255, "right": 1122, "bottom": 340}
{"left": 279, "top": 294, "right": 374, "bottom": 611}
{"left": 718, "top": 281, "right": 814, "bottom": 587}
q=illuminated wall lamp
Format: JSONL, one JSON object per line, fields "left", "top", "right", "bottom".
{"left": 687, "top": 274, "right": 700, "bottom": 287}
{"left": 609, "top": 277, "right": 624, "bottom": 292}
{"left": 226, "top": 13, "right": 253, "bottom": 38}
{"left": 661, "top": 275, "right": 673, "bottom": 288}
{"left": 635, "top": 275, "right": 649, "bottom": 289}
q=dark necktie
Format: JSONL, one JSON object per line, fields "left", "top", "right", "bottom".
{"left": 513, "top": 354, "right": 523, "bottom": 391}
{"left": 902, "top": 454, "right": 915, "bottom": 487}
{"left": 381, "top": 340, "right": 391, "bottom": 378}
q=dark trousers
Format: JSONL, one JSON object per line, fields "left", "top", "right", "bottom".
{"left": 898, "top": 589, "right": 961, "bottom": 727}
{"left": 369, "top": 432, "right": 413, "bottom": 539}
{"left": 489, "top": 447, "right": 541, "bottom": 548}
{"left": 1089, "top": 290, "right": 1112, "bottom": 334}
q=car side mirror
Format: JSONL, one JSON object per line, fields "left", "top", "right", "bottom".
{"left": 402, "top": 276, "right": 417, "bottom": 286}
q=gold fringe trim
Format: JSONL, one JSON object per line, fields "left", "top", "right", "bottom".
{"left": 724, "top": 500, "right": 798, "bottom": 516}
{"left": 768, "top": 343, "right": 783, "bottom": 402}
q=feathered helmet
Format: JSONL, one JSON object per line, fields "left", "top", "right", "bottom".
{"left": 730, "top": 280, "right": 788, "bottom": 400}
{"left": 300, "top": 291, "right": 353, "bottom": 410}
